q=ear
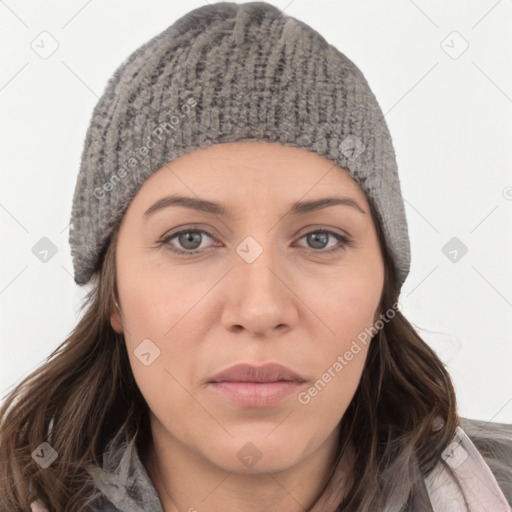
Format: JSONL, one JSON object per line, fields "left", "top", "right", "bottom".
{"left": 110, "top": 305, "right": 124, "bottom": 334}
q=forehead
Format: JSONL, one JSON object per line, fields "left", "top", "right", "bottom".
{"left": 136, "top": 141, "right": 368, "bottom": 204}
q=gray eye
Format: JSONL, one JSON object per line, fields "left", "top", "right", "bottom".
{"left": 305, "top": 232, "right": 329, "bottom": 249}
{"left": 177, "top": 231, "right": 203, "bottom": 250}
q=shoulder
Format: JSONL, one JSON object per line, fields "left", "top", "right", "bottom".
{"left": 459, "top": 416, "right": 512, "bottom": 506}
{"left": 459, "top": 416, "right": 512, "bottom": 470}
{"left": 459, "top": 416, "right": 512, "bottom": 447}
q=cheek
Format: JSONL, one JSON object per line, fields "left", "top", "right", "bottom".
{"left": 115, "top": 241, "right": 213, "bottom": 403}
{"left": 125, "top": 329, "right": 201, "bottom": 436}
{"left": 117, "top": 273, "right": 208, "bottom": 429}
{"left": 309, "top": 263, "right": 383, "bottom": 350}
{"left": 116, "top": 248, "right": 200, "bottom": 340}
{"left": 296, "top": 329, "right": 371, "bottom": 430}
{"left": 292, "top": 330, "right": 370, "bottom": 459}
{"left": 295, "top": 266, "right": 382, "bottom": 413}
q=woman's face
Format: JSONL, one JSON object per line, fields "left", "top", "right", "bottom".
{"left": 111, "top": 141, "right": 384, "bottom": 474}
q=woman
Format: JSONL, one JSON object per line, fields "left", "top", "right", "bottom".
{"left": 1, "top": 2, "right": 511, "bottom": 511}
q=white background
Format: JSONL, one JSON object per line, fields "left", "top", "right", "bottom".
{"left": 1, "top": 0, "right": 511, "bottom": 422}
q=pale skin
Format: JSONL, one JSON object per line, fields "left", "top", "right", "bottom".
{"left": 110, "top": 141, "right": 385, "bottom": 512}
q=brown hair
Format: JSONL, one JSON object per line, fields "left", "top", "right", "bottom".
{"left": 0, "top": 198, "right": 462, "bottom": 512}
{"left": 0, "top": 223, "right": 149, "bottom": 511}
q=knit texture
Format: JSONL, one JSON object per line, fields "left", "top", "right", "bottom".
{"left": 69, "top": 1, "right": 411, "bottom": 289}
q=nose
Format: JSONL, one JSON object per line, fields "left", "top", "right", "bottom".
{"left": 220, "top": 246, "right": 298, "bottom": 336}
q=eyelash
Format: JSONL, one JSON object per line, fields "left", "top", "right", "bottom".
{"left": 157, "top": 226, "right": 353, "bottom": 257}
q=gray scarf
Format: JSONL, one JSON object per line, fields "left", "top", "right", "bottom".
{"left": 78, "top": 417, "right": 511, "bottom": 512}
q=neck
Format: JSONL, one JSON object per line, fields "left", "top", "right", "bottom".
{"left": 142, "top": 422, "right": 354, "bottom": 512}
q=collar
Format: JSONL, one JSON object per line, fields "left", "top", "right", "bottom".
{"left": 83, "top": 423, "right": 510, "bottom": 512}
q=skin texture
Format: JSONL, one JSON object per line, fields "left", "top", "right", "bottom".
{"left": 110, "top": 141, "right": 385, "bottom": 512}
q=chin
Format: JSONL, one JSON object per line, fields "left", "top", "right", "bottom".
{"left": 203, "top": 437, "right": 303, "bottom": 474}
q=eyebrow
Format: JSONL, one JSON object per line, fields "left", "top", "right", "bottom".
{"left": 143, "top": 194, "right": 367, "bottom": 219}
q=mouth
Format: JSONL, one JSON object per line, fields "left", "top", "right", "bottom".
{"left": 208, "top": 363, "right": 306, "bottom": 407}
{"left": 208, "top": 381, "right": 303, "bottom": 407}
{"left": 209, "top": 362, "right": 306, "bottom": 384}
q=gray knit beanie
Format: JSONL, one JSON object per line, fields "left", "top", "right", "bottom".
{"left": 69, "top": 1, "right": 411, "bottom": 292}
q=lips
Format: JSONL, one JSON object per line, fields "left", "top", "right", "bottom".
{"left": 209, "top": 363, "right": 306, "bottom": 384}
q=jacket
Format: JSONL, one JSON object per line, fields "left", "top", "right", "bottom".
{"left": 30, "top": 417, "right": 512, "bottom": 512}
